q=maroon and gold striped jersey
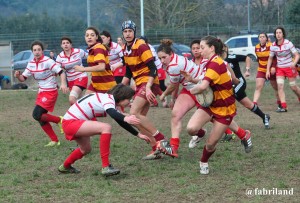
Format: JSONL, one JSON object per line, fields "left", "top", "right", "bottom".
{"left": 88, "top": 43, "right": 116, "bottom": 92}
{"left": 255, "top": 42, "right": 272, "bottom": 73}
{"left": 123, "top": 39, "right": 159, "bottom": 86}
{"left": 203, "top": 55, "right": 236, "bottom": 118}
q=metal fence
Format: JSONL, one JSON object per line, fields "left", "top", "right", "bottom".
{"left": 1, "top": 24, "right": 300, "bottom": 55}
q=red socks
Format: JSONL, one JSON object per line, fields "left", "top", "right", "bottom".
{"left": 225, "top": 128, "right": 233, "bottom": 135}
{"left": 64, "top": 148, "right": 84, "bottom": 168}
{"left": 281, "top": 102, "right": 287, "bottom": 109}
{"left": 41, "top": 123, "right": 58, "bottom": 142}
{"left": 196, "top": 129, "right": 206, "bottom": 138}
{"left": 170, "top": 138, "right": 180, "bottom": 151}
{"left": 154, "top": 132, "right": 165, "bottom": 141}
{"left": 40, "top": 113, "right": 60, "bottom": 123}
{"left": 234, "top": 127, "right": 246, "bottom": 140}
{"left": 200, "top": 146, "right": 216, "bottom": 163}
{"left": 100, "top": 133, "right": 111, "bottom": 168}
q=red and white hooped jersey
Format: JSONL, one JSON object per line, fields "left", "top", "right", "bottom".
{"left": 23, "top": 55, "right": 62, "bottom": 91}
{"left": 197, "top": 58, "right": 209, "bottom": 80}
{"left": 149, "top": 44, "right": 162, "bottom": 70}
{"left": 56, "top": 48, "right": 88, "bottom": 81}
{"left": 63, "top": 93, "right": 115, "bottom": 120}
{"left": 270, "top": 39, "right": 297, "bottom": 68}
{"left": 166, "top": 53, "right": 201, "bottom": 90}
{"left": 108, "top": 42, "right": 123, "bottom": 66}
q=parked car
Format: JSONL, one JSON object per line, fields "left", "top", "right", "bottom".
{"left": 152, "top": 43, "right": 192, "bottom": 59}
{"left": 225, "top": 33, "right": 275, "bottom": 61}
{"left": 12, "top": 50, "right": 52, "bottom": 70}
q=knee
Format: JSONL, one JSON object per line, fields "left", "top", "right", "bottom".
{"left": 171, "top": 108, "right": 181, "bottom": 121}
{"left": 80, "top": 146, "right": 92, "bottom": 155}
{"left": 205, "top": 143, "right": 215, "bottom": 151}
{"left": 101, "top": 123, "right": 112, "bottom": 133}
{"left": 69, "top": 97, "right": 77, "bottom": 106}
{"left": 289, "top": 81, "right": 297, "bottom": 90}
{"left": 32, "top": 109, "right": 41, "bottom": 121}
{"left": 186, "top": 125, "right": 198, "bottom": 136}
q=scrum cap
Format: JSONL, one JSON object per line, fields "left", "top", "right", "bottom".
{"left": 122, "top": 20, "right": 136, "bottom": 33}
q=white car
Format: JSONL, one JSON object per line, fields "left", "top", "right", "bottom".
{"left": 225, "top": 34, "right": 275, "bottom": 61}
{"left": 225, "top": 34, "right": 259, "bottom": 61}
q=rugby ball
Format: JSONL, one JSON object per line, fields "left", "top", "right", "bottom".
{"left": 195, "top": 84, "right": 214, "bottom": 108}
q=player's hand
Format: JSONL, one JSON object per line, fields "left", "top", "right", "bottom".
{"left": 60, "top": 85, "right": 69, "bottom": 94}
{"left": 124, "top": 115, "right": 141, "bottom": 125}
{"left": 159, "top": 94, "right": 165, "bottom": 102}
{"left": 74, "top": 65, "right": 85, "bottom": 72}
{"left": 14, "top": 71, "right": 21, "bottom": 78}
{"left": 145, "top": 87, "right": 156, "bottom": 103}
{"left": 244, "top": 70, "right": 250, "bottom": 77}
{"left": 266, "top": 71, "right": 270, "bottom": 80}
{"left": 137, "top": 133, "right": 150, "bottom": 143}
{"left": 180, "top": 70, "right": 193, "bottom": 82}
{"left": 169, "top": 99, "right": 175, "bottom": 110}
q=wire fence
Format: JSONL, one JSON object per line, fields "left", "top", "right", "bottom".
{"left": 1, "top": 24, "right": 300, "bottom": 55}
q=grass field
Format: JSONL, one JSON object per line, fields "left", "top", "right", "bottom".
{"left": 0, "top": 81, "right": 299, "bottom": 203}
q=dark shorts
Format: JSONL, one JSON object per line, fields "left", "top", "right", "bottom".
{"left": 256, "top": 71, "right": 276, "bottom": 81}
{"left": 198, "top": 106, "right": 234, "bottom": 125}
{"left": 234, "top": 77, "right": 247, "bottom": 101}
{"left": 134, "top": 83, "right": 162, "bottom": 100}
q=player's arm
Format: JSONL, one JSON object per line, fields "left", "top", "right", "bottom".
{"left": 14, "top": 71, "right": 26, "bottom": 82}
{"left": 74, "top": 62, "right": 106, "bottom": 72}
{"left": 190, "top": 79, "right": 210, "bottom": 95}
{"left": 111, "top": 57, "right": 125, "bottom": 72}
{"left": 106, "top": 108, "right": 139, "bottom": 136}
{"left": 160, "top": 82, "right": 178, "bottom": 101}
{"left": 145, "top": 59, "right": 157, "bottom": 88}
{"left": 121, "top": 65, "right": 132, "bottom": 85}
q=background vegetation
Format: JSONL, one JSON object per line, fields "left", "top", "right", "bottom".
{"left": 1, "top": 0, "right": 300, "bottom": 54}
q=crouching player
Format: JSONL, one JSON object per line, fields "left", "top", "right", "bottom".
{"left": 58, "top": 84, "right": 150, "bottom": 176}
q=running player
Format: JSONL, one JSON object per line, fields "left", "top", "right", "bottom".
{"left": 121, "top": 20, "right": 166, "bottom": 159}
{"left": 266, "top": 26, "right": 300, "bottom": 112}
{"left": 56, "top": 36, "right": 88, "bottom": 105}
{"left": 158, "top": 36, "right": 248, "bottom": 174}
{"left": 14, "top": 40, "right": 69, "bottom": 147}
{"left": 58, "top": 84, "right": 150, "bottom": 176}
{"left": 156, "top": 39, "right": 207, "bottom": 157}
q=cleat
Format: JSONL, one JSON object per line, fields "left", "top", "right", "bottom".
{"left": 241, "top": 130, "right": 252, "bottom": 153}
{"left": 156, "top": 140, "right": 178, "bottom": 158}
{"left": 199, "top": 161, "right": 209, "bottom": 175}
{"left": 189, "top": 129, "right": 207, "bottom": 148}
{"left": 142, "top": 150, "right": 163, "bottom": 160}
{"left": 102, "top": 164, "right": 120, "bottom": 177}
{"left": 220, "top": 133, "right": 236, "bottom": 142}
{"left": 263, "top": 114, "right": 270, "bottom": 129}
{"left": 44, "top": 141, "right": 60, "bottom": 147}
{"left": 276, "top": 107, "right": 287, "bottom": 113}
{"left": 58, "top": 116, "right": 64, "bottom": 134}
{"left": 58, "top": 164, "right": 80, "bottom": 174}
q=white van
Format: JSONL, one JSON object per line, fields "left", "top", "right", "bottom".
{"left": 225, "top": 33, "right": 275, "bottom": 61}
{"left": 225, "top": 34, "right": 259, "bottom": 61}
